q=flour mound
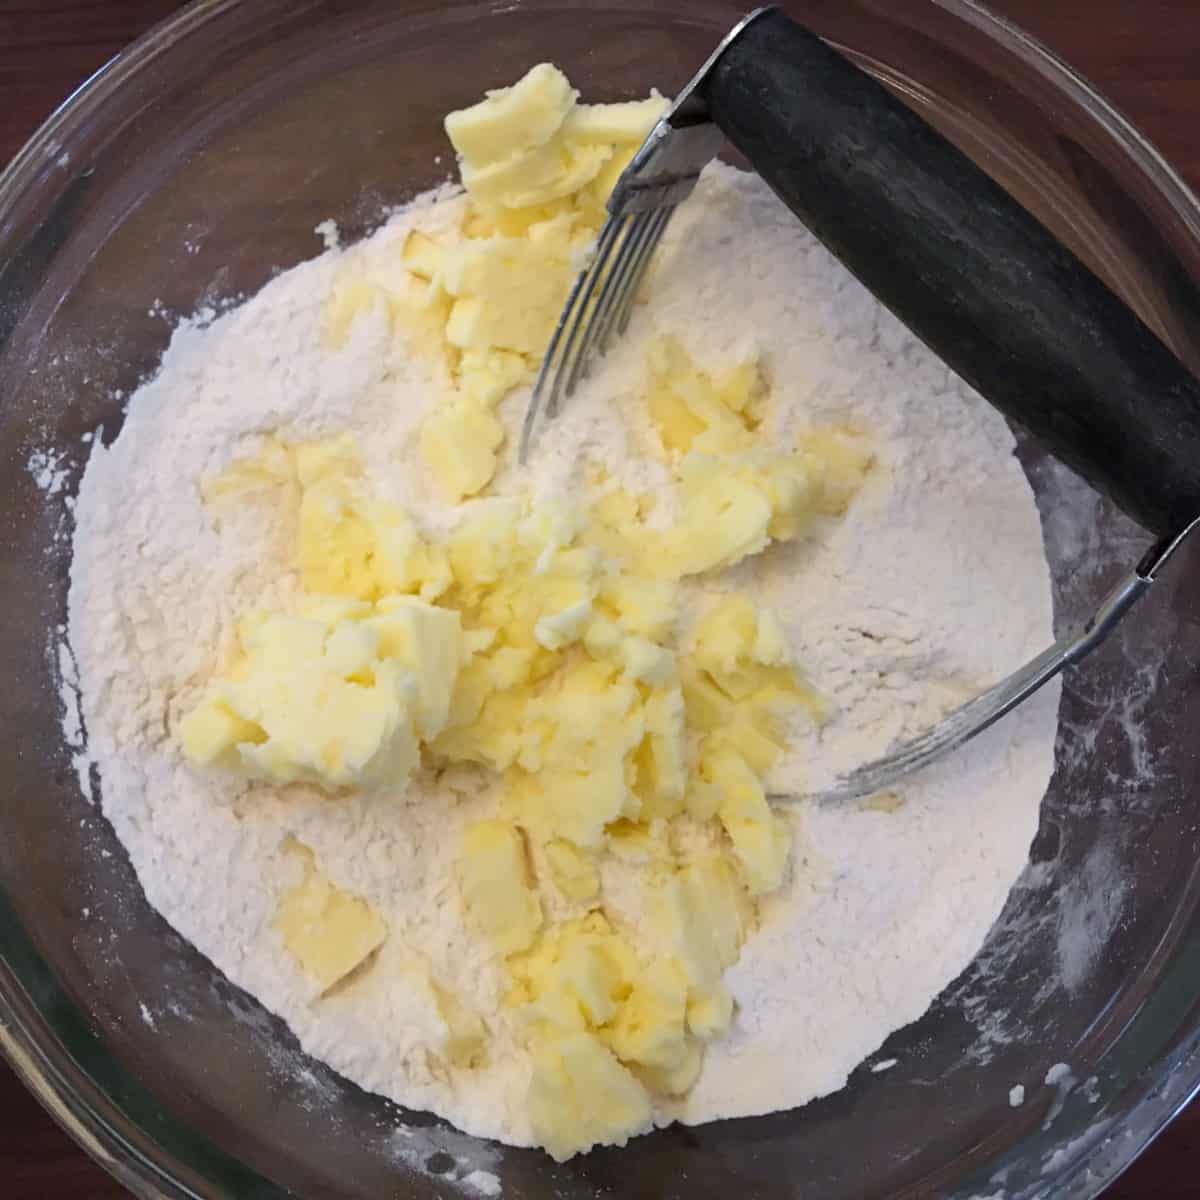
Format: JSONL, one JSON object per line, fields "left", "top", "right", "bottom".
{"left": 67, "top": 163, "right": 1058, "bottom": 1146}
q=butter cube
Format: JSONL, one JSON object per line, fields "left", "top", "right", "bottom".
{"left": 207, "top": 434, "right": 451, "bottom": 604}
{"left": 632, "top": 686, "right": 687, "bottom": 821}
{"left": 366, "top": 503, "right": 452, "bottom": 602}
{"left": 582, "top": 143, "right": 640, "bottom": 219}
{"left": 183, "top": 611, "right": 421, "bottom": 792}
{"left": 464, "top": 140, "right": 612, "bottom": 211}
{"left": 704, "top": 745, "right": 791, "bottom": 895}
{"left": 448, "top": 499, "right": 522, "bottom": 592}
{"left": 596, "top": 575, "right": 678, "bottom": 642}
{"left": 297, "top": 477, "right": 379, "bottom": 598}
{"left": 533, "top": 586, "right": 594, "bottom": 651}
{"left": 544, "top": 839, "right": 600, "bottom": 903}
{"left": 367, "top": 598, "right": 462, "bottom": 739}
{"left": 605, "top": 957, "right": 690, "bottom": 1072}
{"left": 512, "top": 913, "right": 633, "bottom": 1032}
{"left": 401, "top": 229, "right": 448, "bottom": 281}
{"left": 631, "top": 1038, "right": 703, "bottom": 1097}
{"left": 666, "top": 456, "right": 774, "bottom": 576}
{"left": 459, "top": 347, "right": 528, "bottom": 409}
{"left": 178, "top": 699, "right": 264, "bottom": 768}
{"left": 445, "top": 63, "right": 577, "bottom": 167}
{"left": 555, "top": 936, "right": 626, "bottom": 1027}
{"left": 421, "top": 400, "right": 505, "bottom": 501}
{"left": 692, "top": 595, "right": 793, "bottom": 699}
{"left": 511, "top": 755, "right": 634, "bottom": 850}
{"left": 646, "top": 336, "right": 760, "bottom": 458}
{"left": 528, "top": 1031, "right": 652, "bottom": 1162}
{"left": 441, "top": 231, "right": 574, "bottom": 356}
{"left": 561, "top": 94, "right": 668, "bottom": 143}
{"left": 458, "top": 820, "right": 542, "bottom": 955}
{"left": 648, "top": 855, "right": 748, "bottom": 989}
{"left": 275, "top": 843, "right": 388, "bottom": 992}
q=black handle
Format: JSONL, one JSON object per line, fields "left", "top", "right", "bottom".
{"left": 704, "top": 9, "right": 1200, "bottom": 538}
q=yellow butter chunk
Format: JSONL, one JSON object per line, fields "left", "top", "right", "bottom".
{"left": 562, "top": 95, "right": 668, "bottom": 143}
{"left": 605, "top": 818, "right": 671, "bottom": 866}
{"left": 446, "top": 498, "right": 523, "bottom": 596}
{"left": 510, "top": 909, "right": 719, "bottom": 1152}
{"left": 291, "top": 431, "right": 362, "bottom": 485}
{"left": 691, "top": 596, "right": 803, "bottom": 703}
{"left": 386, "top": 64, "right": 669, "bottom": 509}
{"left": 183, "top": 451, "right": 465, "bottom": 791}
{"left": 604, "top": 957, "right": 690, "bottom": 1074}
{"left": 512, "top": 914, "right": 633, "bottom": 1033}
{"left": 533, "top": 589, "right": 594, "bottom": 651}
{"left": 630, "top": 686, "right": 687, "bottom": 821}
{"left": 802, "top": 428, "right": 877, "bottom": 516}
{"left": 275, "top": 842, "right": 388, "bottom": 992}
{"left": 543, "top": 839, "right": 600, "bottom": 903}
{"left": 528, "top": 1031, "right": 652, "bottom": 1162}
{"left": 204, "top": 436, "right": 451, "bottom": 602}
{"left": 629, "top": 339, "right": 873, "bottom": 578}
{"left": 444, "top": 63, "right": 578, "bottom": 167}
{"left": 422, "top": 400, "right": 505, "bottom": 501}
{"left": 663, "top": 442, "right": 863, "bottom": 577}
{"left": 299, "top": 478, "right": 450, "bottom": 602}
{"left": 366, "top": 597, "right": 462, "bottom": 739}
{"left": 665, "top": 455, "right": 777, "bottom": 576}
{"left": 179, "top": 700, "right": 265, "bottom": 769}
{"left": 584, "top": 450, "right": 840, "bottom": 582}
{"left": 647, "top": 335, "right": 763, "bottom": 457}
{"left": 703, "top": 744, "right": 792, "bottom": 895}
{"left": 682, "top": 663, "right": 787, "bottom": 778}
{"left": 648, "top": 856, "right": 749, "bottom": 991}
{"left": 595, "top": 574, "right": 678, "bottom": 642}
{"left": 633, "top": 1039, "right": 704, "bottom": 1098}
{"left": 401, "top": 228, "right": 447, "bottom": 280}
{"left": 297, "top": 474, "right": 378, "bottom": 595}
{"left": 439, "top": 221, "right": 581, "bottom": 357}
{"left": 459, "top": 347, "right": 528, "bottom": 408}
{"left": 462, "top": 140, "right": 613, "bottom": 211}
{"left": 445, "top": 65, "right": 664, "bottom": 216}
{"left": 504, "top": 660, "right": 644, "bottom": 848}
{"left": 458, "top": 820, "right": 543, "bottom": 954}
{"left": 183, "top": 612, "right": 421, "bottom": 790}
{"left": 684, "top": 597, "right": 825, "bottom": 775}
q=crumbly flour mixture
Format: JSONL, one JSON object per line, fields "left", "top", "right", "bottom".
{"left": 68, "top": 162, "right": 1058, "bottom": 1147}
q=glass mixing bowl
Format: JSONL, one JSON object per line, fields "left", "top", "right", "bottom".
{"left": 5, "top": 1, "right": 1200, "bottom": 1196}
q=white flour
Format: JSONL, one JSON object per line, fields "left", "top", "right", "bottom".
{"left": 66, "top": 163, "right": 1059, "bottom": 1150}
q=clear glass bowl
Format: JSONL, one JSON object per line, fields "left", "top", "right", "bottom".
{"left": 4, "top": 1, "right": 1200, "bottom": 1196}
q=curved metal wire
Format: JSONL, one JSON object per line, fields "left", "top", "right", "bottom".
{"left": 775, "top": 515, "right": 1200, "bottom": 805}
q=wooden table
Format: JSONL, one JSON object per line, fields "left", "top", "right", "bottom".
{"left": 2, "top": 0, "right": 1199, "bottom": 1195}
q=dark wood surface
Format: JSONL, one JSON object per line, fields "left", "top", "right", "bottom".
{"left": 2, "top": 0, "right": 1200, "bottom": 1195}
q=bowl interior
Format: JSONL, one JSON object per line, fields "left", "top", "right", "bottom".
{"left": 5, "top": 2, "right": 1200, "bottom": 1197}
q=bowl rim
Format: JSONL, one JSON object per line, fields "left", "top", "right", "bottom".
{"left": 5, "top": 1, "right": 1200, "bottom": 1197}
